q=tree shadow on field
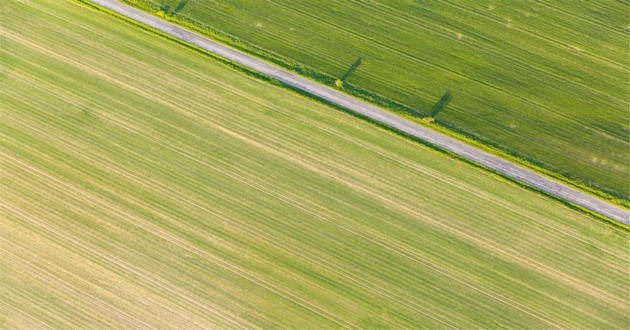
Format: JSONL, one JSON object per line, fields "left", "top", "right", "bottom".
{"left": 171, "top": 0, "right": 189, "bottom": 16}
{"left": 430, "top": 91, "right": 452, "bottom": 118}
{"left": 340, "top": 56, "right": 362, "bottom": 82}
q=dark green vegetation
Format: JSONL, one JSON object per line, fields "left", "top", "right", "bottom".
{"left": 431, "top": 91, "right": 453, "bottom": 118}
{"left": 158, "top": 0, "right": 187, "bottom": 16}
{"left": 123, "top": 0, "right": 630, "bottom": 199}
{"left": 340, "top": 56, "right": 362, "bottom": 82}
{"left": 1, "top": 0, "right": 629, "bottom": 328}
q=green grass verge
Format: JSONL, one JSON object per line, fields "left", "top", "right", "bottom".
{"left": 120, "top": 0, "right": 630, "bottom": 200}
{"left": 1, "top": 0, "right": 628, "bottom": 328}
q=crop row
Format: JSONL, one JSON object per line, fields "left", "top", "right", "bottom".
{"left": 0, "top": 1, "right": 628, "bottom": 328}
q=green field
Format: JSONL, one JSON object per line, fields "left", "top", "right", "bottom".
{"left": 122, "top": 0, "right": 630, "bottom": 199}
{"left": 1, "top": 0, "right": 629, "bottom": 328}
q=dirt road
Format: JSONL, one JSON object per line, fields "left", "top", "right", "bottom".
{"left": 87, "top": 0, "right": 629, "bottom": 225}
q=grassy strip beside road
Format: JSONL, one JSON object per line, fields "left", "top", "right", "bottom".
{"left": 1, "top": 0, "right": 628, "bottom": 328}
{"left": 83, "top": 0, "right": 629, "bottom": 223}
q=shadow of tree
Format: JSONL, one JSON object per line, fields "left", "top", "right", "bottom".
{"left": 171, "top": 0, "right": 189, "bottom": 15}
{"left": 340, "top": 56, "right": 362, "bottom": 82}
{"left": 430, "top": 91, "right": 452, "bottom": 118}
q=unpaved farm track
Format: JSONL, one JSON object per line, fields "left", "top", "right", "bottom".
{"left": 87, "top": 0, "right": 629, "bottom": 225}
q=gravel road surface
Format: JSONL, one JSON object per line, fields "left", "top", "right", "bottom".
{"left": 88, "top": 0, "right": 629, "bottom": 225}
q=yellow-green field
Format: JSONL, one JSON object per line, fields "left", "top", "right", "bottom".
{"left": 1, "top": 0, "right": 628, "bottom": 328}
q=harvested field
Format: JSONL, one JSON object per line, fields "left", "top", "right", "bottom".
{"left": 0, "top": 0, "right": 628, "bottom": 328}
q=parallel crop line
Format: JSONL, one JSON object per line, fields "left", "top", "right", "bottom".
{"left": 2, "top": 151, "right": 358, "bottom": 329}
{"left": 7, "top": 39, "right": 626, "bottom": 279}
{"left": 1, "top": 114, "right": 459, "bottom": 328}
{"left": 441, "top": 1, "right": 626, "bottom": 70}
{"left": 6, "top": 28, "right": 626, "bottom": 280}
{"left": 0, "top": 241, "right": 155, "bottom": 329}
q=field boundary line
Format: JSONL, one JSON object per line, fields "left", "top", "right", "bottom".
{"left": 113, "top": 0, "right": 630, "bottom": 205}
{"left": 81, "top": 0, "right": 629, "bottom": 226}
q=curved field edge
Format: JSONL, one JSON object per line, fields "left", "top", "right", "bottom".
{"left": 75, "top": 0, "right": 629, "bottom": 224}
{"left": 117, "top": 0, "right": 630, "bottom": 205}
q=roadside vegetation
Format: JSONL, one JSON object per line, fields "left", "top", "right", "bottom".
{"left": 121, "top": 0, "right": 630, "bottom": 201}
{"left": 1, "top": 1, "right": 628, "bottom": 328}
